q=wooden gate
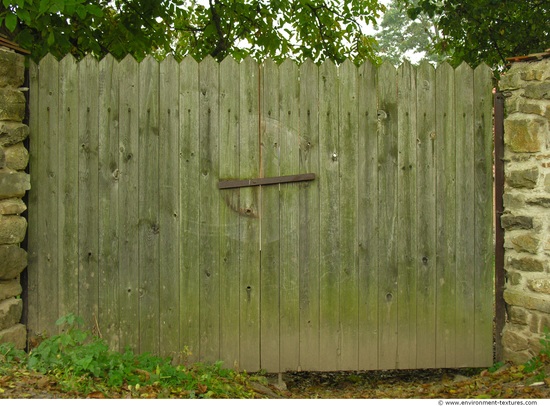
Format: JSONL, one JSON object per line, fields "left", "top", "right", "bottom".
{"left": 27, "top": 55, "right": 494, "bottom": 372}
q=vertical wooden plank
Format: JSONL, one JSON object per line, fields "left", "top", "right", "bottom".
{"left": 377, "top": 61, "right": 399, "bottom": 370}
{"left": 26, "top": 60, "right": 40, "bottom": 338}
{"left": 179, "top": 56, "right": 200, "bottom": 363}
{"left": 138, "top": 56, "right": 160, "bottom": 354}
{"left": 473, "top": 64, "right": 494, "bottom": 367}
{"left": 318, "top": 60, "right": 340, "bottom": 371}
{"left": 118, "top": 55, "right": 140, "bottom": 352}
{"left": 278, "top": 59, "right": 300, "bottom": 371}
{"left": 338, "top": 60, "right": 359, "bottom": 371}
{"left": 159, "top": 56, "right": 180, "bottom": 358}
{"left": 29, "top": 58, "right": 59, "bottom": 335}
{"left": 219, "top": 57, "right": 241, "bottom": 368}
{"left": 58, "top": 55, "right": 80, "bottom": 322}
{"left": 78, "top": 55, "right": 99, "bottom": 331}
{"left": 357, "top": 61, "right": 379, "bottom": 370}
{"left": 98, "top": 55, "right": 120, "bottom": 349}
{"left": 298, "top": 59, "right": 320, "bottom": 371}
{"left": 239, "top": 57, "right": 261, "bottom": 371}
{"left": 455, "top": 62, "right": 475, "bottom": 367}
{"left": 435, "top": 62, "right": 456, "bottom": 367}
{"left": 415, "top": 61, "right": 437, "bottom": 368}
{"left": 198, "top": 56, "right": 220, "bottom": 362}
{"left": 396, "top": 61, "right": 417, "bottom": 369}
{"left": 260, "top": 58, "right": 280, "bottom": 372}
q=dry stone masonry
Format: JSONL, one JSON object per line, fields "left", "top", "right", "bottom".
{"left": 500, "top": 56, "right": 550, "bottom": 364}
{"left": 0, "top": 46, "right": 29, "bottom": 349}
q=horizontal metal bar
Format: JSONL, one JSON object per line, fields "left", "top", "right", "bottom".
{"left": 218, "top": 173, "right": 316, "bottom": 189}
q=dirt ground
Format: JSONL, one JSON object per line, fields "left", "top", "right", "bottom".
{"left": 2, "top": 363, "right": 550, "bottom": 399}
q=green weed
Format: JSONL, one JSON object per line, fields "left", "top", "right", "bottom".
{"left": 3, "top": 314, "right": 259, "bottom": 398}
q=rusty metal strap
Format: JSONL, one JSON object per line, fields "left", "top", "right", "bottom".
{"left": 218, "top": 173, "right": 316, "bottom": 189}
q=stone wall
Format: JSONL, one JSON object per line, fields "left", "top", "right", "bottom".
{"left": 0, "top": 47, "right": 30, "bottom": 349}
{"left": 500, "top": 57, "right": 550, "bottom": 364}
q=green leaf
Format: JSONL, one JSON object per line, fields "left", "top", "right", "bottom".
{"left": 46, "top": 32, "right": 55, "bottom": 47}
{"left": 75, "top": 4, "right": 86, "bottom": 19}
{"left": 16, "top": 8, "right": 30, "bottom": 24}
{"left": 85, "top": 4, "right": 103, "bottom": 17}
{"left": 5, "top": 12, "right": 17, "bottom": 32}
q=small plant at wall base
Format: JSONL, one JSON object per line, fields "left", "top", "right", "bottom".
{"left": 523, "top": 327, "right": 550, "bottom": 382}
{"left": 1, "top": 314, "right": 263, "bottom": 398}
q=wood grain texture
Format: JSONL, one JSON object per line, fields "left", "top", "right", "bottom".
{"left": 27, "top": 57, "right": 495, "bottom": 371}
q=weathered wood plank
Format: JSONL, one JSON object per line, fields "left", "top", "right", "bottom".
{"left": 98, "top": 54, "right": 120, "bottom": 350}
{"left": 118, "top": 55, "right": 140, "bottom": 352}
{"left": 338, "top": 59, "right": 359, "bottom": 371}
{"left": 138, "top": 56, "right": 160, "bottom": 354}
{"left": 377, "top": 61, "right": 399, "bottom": 370}
{"left": 415, "top": 61, "right": 437, "bottom": 368}
{"left": 260, "top": 58, "right": 281, "bottom": 373}
{"left": 219, "top": 57, "right": 241, "bottom": 369}
{"left": 239, "top": 57, "right": 261, "bottom": 371}
{"left": 298, "top": 59, "right": 320, "bottom": 371}
{"left": 357, "top": 60, "right": 379, "bottom": 370}
{"left": 30, "top": 58, "right": 61, "bottom": 334}
{"left": 159, "top": 55, "right": 180, "bottom": 358}
{"left": 198, "top": 56, "right": 220, "bottom": 362}
{"left": 278, "top": 59, "right": 300, "bottom": 371}
{"left": 473, "top": 63, "right": 494, "bottom": 367}
{"left": 58, "top": 55, "right": 80, "bottom": 323}
{"left": 318, "top": 60, "right": 340, "bottom": 371}
{"left": 26, "top": 60, "right": 40, "bottom": 338}
{"left": 435, "top": 62, "right": 456, "bottom": 368}
{"left": 179, "top": 56, "right": 201, "bottom": 363}
{"left": 455, "top": 62, "right": 475, "bottom": 367}
{"left": 396, "top": 61, "right": 417, "bottom": 369}
{"left": 78, "top": 55, "right": 99, "bottom": 332}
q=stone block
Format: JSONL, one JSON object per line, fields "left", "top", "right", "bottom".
{"left": 502, "top": 347, "right": 533, "bottom": 365}
{"left": 504, "top": 116, "right": 544, "bottom": 153}
{"left": 3, "top": 142, "right": 28, "bottom": 170}
{"left": 511, "top": 233, "right": 539, "bottom": 254}
{"left": 0, "top": 49, "right": 25, "bottom": 88}
{"left": 0, "top": 277, "right": 21, "bottom": 301}
{"left": 499, "top": 70, "right": 523, "bottom": 90}
{"left": 521, "top": 69, "right": 544, "bottom": 82}
{"left": 0, "top": 323, "right": 26, "bottom": 349}
{"left": 508, "top": 306, "right": 529, "bottom": 325}
{"left": 508, "top": 256, "right": 544, "bottom": 273}
{"left": 525, "top": 82, "right": 550, "bottom": 100}
{"left": 0, "top": 170, "right": 30, "bottom": 199}
{"left": 0, "top": 245, "right": 27, "bottom": 280}
{"left": 501, "top": 215, "right": 533, "bottom": 230}
{"left": 0, "top": 215, "right": 27, "bottom": 244}
{"left": 506, "top": 270, "right": 522, "bottom": 285}
{"left": 528, "top": 278, "right": 550, "bottom": 294}
{"left": 0, "top": 197, "right": 26, "bottom": 215}
{"left": 506, "top": 167, "right": 538, "bottom": 188}
{"left": 502, "top": 327, "right": 529, "bottom": 352}
{"left": 528, "top": 312, "right": 550, "bottom": 334}
{"left": 517, "top": 99, "right": 547, "bottom": 116}
{"left": 0, "top": 122, "right": 29, "bottom": 147}
{"left": 546, "top": 175, "right": 550, "bottom": 193}
{"left": 527, "top": 197, "right": 550, "bottom": 208}
{"left": 0, "top": 297, "right": 22, "bottom": 330}
{"left": 504, "top": 289, "right": 550, "bottom": 313}
{"left": 0, "top": 88, "right": 25, "bottom": 121}
{"left": 503, "top": 192, "right": 525, "bottom": 211}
